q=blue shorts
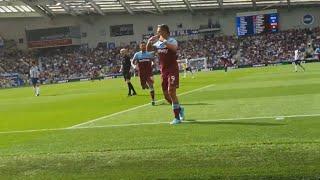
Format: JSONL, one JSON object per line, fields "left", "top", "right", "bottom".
{"left": 31, "top": 78, "right": 39, "bottom": 86}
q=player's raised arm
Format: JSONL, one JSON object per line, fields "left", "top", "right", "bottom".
{"left": 147, "top": 35, "right": 159, "bottom": 52}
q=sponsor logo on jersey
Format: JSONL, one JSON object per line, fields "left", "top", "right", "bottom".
{"left": 158, "top": 49, "right": 168, "bottom": 54}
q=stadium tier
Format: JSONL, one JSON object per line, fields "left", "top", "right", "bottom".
{"left": 1, "top": 26, "right": 320, "bottom": 88}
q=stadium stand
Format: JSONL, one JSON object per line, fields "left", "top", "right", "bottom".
{"left": 0, "top": 27, "right": 320, "bottom": 88}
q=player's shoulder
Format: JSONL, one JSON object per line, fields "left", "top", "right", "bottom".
{"left": 134, "top": 51, "right": 142, "bottom": 57}
{"left": 168, "top": 37, "right": 176, "bottom": 41}
{"left": 167, "top": 37, "right": 177, "bottom": 44}
{"left": 146, "top": 51, "right": 154, "bottom": 56}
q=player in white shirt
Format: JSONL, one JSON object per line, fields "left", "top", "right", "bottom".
{"left": 220, "top": 51, "right": 230, "bottom": 72}
{"left": 315, "top": 46, "right": 320, "bottom": 60}
{"left": 293, "top": 48, "right": 306, "bottom": 72}
{"left": 183, "top": 57, "right": 194, "bottom": 78}
{"left": 30, "top": 60, "right": 41, "bottom": 96}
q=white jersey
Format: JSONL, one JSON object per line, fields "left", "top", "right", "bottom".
{"left": 30, "top": 66, "right": 40, "bottom": 78}
{"left": 315, "top": 48, "right": 320, "bottom": 54}
{"left": 185, "top": 59, "right": 191, "bottom": 66}
{"left": 221, "top": 51, "right": 229, "bottom": 59}
{"left": 294, "top": 50, "right": 302, "bottom": 61}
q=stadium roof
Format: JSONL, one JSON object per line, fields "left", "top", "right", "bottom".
{"left": 0, "top": 0, "right": 319, "bottom": 17}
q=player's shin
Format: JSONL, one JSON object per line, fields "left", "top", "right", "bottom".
{"left": 130, "top": 83, "right": 136, "bottom": 95}
{"left": 36, "top": 86, "right": 40, "bottom": 95}
{"left": 172, "top": 103, "right": 181, "bottom": 120}
{"left": 127, "top": 82, "right": 132, "bottom": 95}
{"left": 163, "top": 92, "right": 172, "bottom": 104}
{"left": 149, "top": 86, "right": 155, "bottom": 101}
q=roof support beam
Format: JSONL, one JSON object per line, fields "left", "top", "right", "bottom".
{"left": 183, "top": 0, "right": 194, "bottom": 13}
{"left": 20, "top": 0, "right": 54, "bottom": 18}
{"left": 37, "top": 4, "right": 55, "bottom": 17}
{"left": 88, "top": 0, "right": 105, "bottom": 15}
{"left": 252, "top": 0, "right": 256, "bottom": 8}
{"left": 150, "top": 0, "right": 163, "bottom": 14}
{"left": 217, "top": 0, "right": 223, "bottom": 9}
{"left": 119, "top": 0, "right": 134, "bottom": 15}
{"left": 56, "top": 0, "right": 77, "bottom": 16}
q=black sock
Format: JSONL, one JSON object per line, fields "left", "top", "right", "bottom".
{"left": 127, "top": 83, "right": 131, "bottom": 95}
{"left": 128, "top": 82, "right": 136, "bottom": 94}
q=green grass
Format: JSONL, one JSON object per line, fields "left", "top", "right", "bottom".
{"left": 0, "top": 64, "right": 320, "bottom": 179}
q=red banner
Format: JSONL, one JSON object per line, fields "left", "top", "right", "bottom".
{"left": 28, "top": 39, "right": 72, "bottom": 48}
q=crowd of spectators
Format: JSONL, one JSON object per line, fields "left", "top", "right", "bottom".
{"left": 1, "top": 27, "right": 320, "bottom": 88}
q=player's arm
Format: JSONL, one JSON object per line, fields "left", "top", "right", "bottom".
{"left": 119, "top": 65, "right": 123, "bottom": 73}
{"left": 149, "top": 52, "right": 156, "bottom": 66}
{"left": 163, "top": 38, "right": 178, "bottom": 52}
{"left": 147, "top": 35, "right": 159, "bottom": 52}
{"left": 131, "top": 59, "right": 137, "bottom": 68}
{"left": 131, "top": 59, "right": 138, "bottom": 70}
{"left": 131, "top": 53, "right": 138, "bottom": 69}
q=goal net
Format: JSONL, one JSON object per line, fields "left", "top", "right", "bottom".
{"left": 178, "top": 57, "right": 208, "bottom": 71}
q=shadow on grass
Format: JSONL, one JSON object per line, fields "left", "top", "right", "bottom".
{"left": 156, "top": 102, "right": 213, "bottom": 106}
{"left": 181, "top": 103, "right": 214, "bottom": 106}
{"left": 184, "top": 119, "right": 286, "bottom": 126}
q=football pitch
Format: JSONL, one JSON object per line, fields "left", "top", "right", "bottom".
{"left": 0, "top": 64, "right": 320, "bottom": 179}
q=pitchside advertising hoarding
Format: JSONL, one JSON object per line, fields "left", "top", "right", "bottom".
{"left": 26, "top": 26, "right": 81, "bottom": 48}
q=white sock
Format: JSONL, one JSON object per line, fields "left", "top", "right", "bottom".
{"left": 295, "top": 65, "right": 298, "bottom": 72}
{"left": 36, "top": 87, "right": 40, "bottom": 95}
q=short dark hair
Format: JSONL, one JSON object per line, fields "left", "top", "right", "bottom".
{"left": 158, "top": 24, "right": 170, "bottom": 34}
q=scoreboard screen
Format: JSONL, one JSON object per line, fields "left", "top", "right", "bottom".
{"left": 236, "top": 10, "right": 279, "bottom": 36}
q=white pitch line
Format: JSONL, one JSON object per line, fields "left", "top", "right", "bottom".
{"left": 69, "top": 84, "right": 216, "bottom": 129}
{"left": 0, "top": 128, "right": 63, "bottom": 135}
{"left": 80, "top": 113, "right": 320, "bottom": 129}
{"left": 1, "top": 113, "right": 320, "bottom": 135}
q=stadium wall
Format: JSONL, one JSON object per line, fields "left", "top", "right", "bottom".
{"left": 0, "top": 6, "right": 319, "bottom": 49}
